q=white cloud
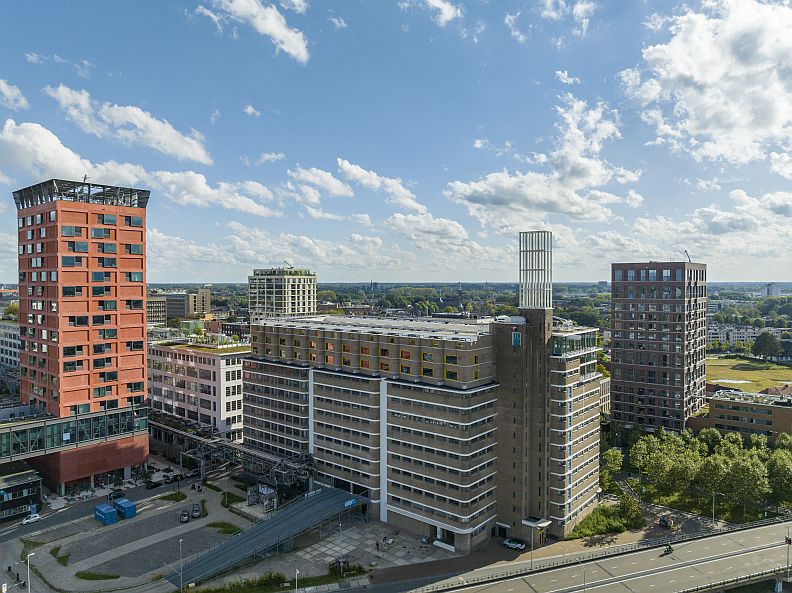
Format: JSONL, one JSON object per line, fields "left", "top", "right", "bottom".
{"left": 0, "top": 80, "right": 29, "bottom": 110}
{"left": 280, "top": 0, "right": 308, "bottom": 13}
{"left": 243, "top": 104, "right": 261, "bottom": 117}
{"left": 0, "top": 118, "right": 279, "bottom": 218}
{"left": 43, "top": 84, "right": 212, "bottom": 165}
{"left": 555, "top": 70, "right": 580, "bottom": 85}
{"left": 24, "top": 52, "right": 43, "bottom": 64}
{"left": 302, "top": 205, "right": 372, "bottom": 227}
{"left": 24, "top": 52, "right": 94, "bottom": 78}
{"left": 622, "top": 0, "right": 792, "bottom": 174}
{"left": 504, "top": 12, "right": 528, "bottom": 44}
{"left": 288, "top": 166, "right": 353, "bottom": 200}
{"left": 329, "top": 16, "right": 347, "bottom": 29}
{"left": 541, "top": 0, "right": 597, "bottom": 36}
{"left": 446, "top": 93, "right": 640, "bottom": 232}
{"left": 210, "top": 109, "right": 221, "bottom": 124}
{"left": 624, "top": 189, "right": 645, "bottom": 208}
{"left": 196, "top": 5, "right": 224, "bottom": 31}
{"left": 770, "top": 152, "right": 792, "bottom": 180}
{"left": 336, "top": 158, "right": 427, "bottom": 213}
{"left": 206, "top": 0, "right": 309, "bottom": 63}
{"left": 424, "top": 0, "right": 463, "bottom": 27}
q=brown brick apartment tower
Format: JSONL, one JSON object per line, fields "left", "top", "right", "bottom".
{"left": 610, "top": 261, "right": 707, "bottom": 433}
{"left": 14, "top": 179, "right": 150, "bottom": 493}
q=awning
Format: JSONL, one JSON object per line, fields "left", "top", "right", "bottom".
{"left": 522, "top": 517, "right": 552, "bottom": 528}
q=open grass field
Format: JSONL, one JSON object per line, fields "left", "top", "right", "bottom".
{"left": 706, "top": 356, "right": 792, "bottom": 392}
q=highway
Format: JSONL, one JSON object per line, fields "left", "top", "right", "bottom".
{"left": 413, "top": 522, "right": 792, "bottom": 593}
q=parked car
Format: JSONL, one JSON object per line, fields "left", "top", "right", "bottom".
{"left": 659, "top": 516, "right": 675, "bottom": 530}
{"left": 164, "top": 475, "right": 174, "bottom": 484}
{"left": 145, "top": 480, "right": 163, "bottom": 490}
{"left": 180, "top": 510, "right": 190, "bottom": 523}
{"left": 191, "top": 503, "right": 201, "bottom": 518}
{"left": 108, "top": 489, "right": 124, "bottom": 501}
{"left": 22, "top": 513, "right": 41, "bottom": 525}
{"left": 503, "top": 538, "right": 527, "bottom": 550}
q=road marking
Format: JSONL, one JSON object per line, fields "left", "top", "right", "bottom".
{"left": 704, "top": 546, "right": 709, "bottom": 550}
{"left": 669, "top": 579, "right": 676, "bottom": 583}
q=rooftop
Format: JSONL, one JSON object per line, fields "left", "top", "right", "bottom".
{"left": 710, "top": 389, "right": 792, "bottom": 407}
{"left": 254, "top": 315, "right": 493, "bottom": 341}
{"left": 13, "top": 179, "right": 150, "bottom": 210}
{"left": 154, "top": 340, "right": 252, "bottom": 354}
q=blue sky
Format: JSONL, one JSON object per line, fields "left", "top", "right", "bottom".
{"left": 1, "top": 0, "right": 791, "bottom": 283}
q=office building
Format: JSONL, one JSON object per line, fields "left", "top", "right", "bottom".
{"left": 610, "top": 262, "right": 707, "bottom": 432}
{"left": 707, "top": 324, "right": 784, "bottom": 347}
{"left": 242, "top": 232, "right": 601, "bottom": 551}
{"left": 188, "top": 287, "right": 211, "bottom": 317}
{"left": 165, "top": 292, "right": 189, "bottom": 320}
{"left": 0, "top": 319, "right": 20, "bottom": 394}
{"left": 0, "top": 461, "right": 42, "bottom": 522}
{"left": 248, "top": 268, "right": 316, "bottom": 323}
{"left": 148, "top": 340, "right": 249, "bottom": 442}
{"left": 147, "top": 294, "right": 167, "bottom": 325}
{"left": 764, "top": 283, "right": 782, "bottom": 297}
{"left": 14, "top": 179, "right": 149, "bottom": 491}
{"left": 687, "top": 390, "right": 792, "bottom": 442}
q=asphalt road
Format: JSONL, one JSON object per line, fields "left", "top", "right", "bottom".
{"left": 416, "top": 522, "right": 792, "bottom": 593}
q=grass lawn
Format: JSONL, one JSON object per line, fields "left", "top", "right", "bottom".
{"left": 706, "top": 356, "right": 792, "bottom": 392}
{"left": 566, "top": 504, "right": 646, "bottom": 539}
{"left": 160, "top": 491, "right": 187, "bottom": 502}
{"left": 207, "top": 521, "right": 242, "bottom": 535}
{"left": 49, "top": 545, "right": 70, "bottom": 566}
{"left": 221, "top": 492, "right": 246, "bottom": 508}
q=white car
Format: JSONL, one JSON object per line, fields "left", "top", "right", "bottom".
{"left": 22, "top": 513, "right": 41, "bottom": 525}
{"left": 503, "top": 538, "right": 527, "bottom": 550}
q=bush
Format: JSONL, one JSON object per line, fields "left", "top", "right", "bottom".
{"left": 566, "top": 501, "right": 646, "bottom": 540}
{"left": 328, "top": 562, "right": 366, "bottom": 578}
{"left": 201, "top": 498, "right": 208, "bottom": 518}
{"left": 75, "top": 571, "right": 120, "bottom": 580}
{"left": 202, "top": 480, "right": 222, "bottom": 492}
{"left": 221, "top": 491, "right": 246, "bottom": 508}
{"left": 208, "top": 522, "right": 242, "bottom": 535}
{"left": 160, "top": 491, "right": 187, "bottom": 502}
{"left": 199, "top": 572, "right": 287, "bottom": 593}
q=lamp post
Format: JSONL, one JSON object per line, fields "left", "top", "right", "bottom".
{"left": 179, "top": 539, "right": 183, "bottom": 593}
{"left": 576, "top": 558, "right": 586, "bottom": 593}
{"left": 295, "top": 569, "right": 299, "bottom": 593}
{"left": 530, "top": 529, "right": 534, "bottom": 571}
{"left": 786, "top": 526, "right": 791, "bottom": 581}
{"left": 26, "top": 552, "right": 35, "bottom": 593}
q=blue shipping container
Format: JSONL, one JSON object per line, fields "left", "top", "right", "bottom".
{"left": 94, "top": 503, "right": 118, "bottom": 525}
{"left": 113, "top": 498, "right": 137, "bottom": 519}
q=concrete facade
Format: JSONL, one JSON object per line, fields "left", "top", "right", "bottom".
{"left": 610, "top": 262, "right": 707, "bottom": 432}
{"left": 248, "top": 268, "right": 317, "bottom": 324}
{"left": 146, "top": 294, "right": 167, "bottom": 325}
{"left": 0, "top": 318, "right": 19, "bottom": 394}
{"left": 688, "top": 390, "right": 792, "bottom": 442}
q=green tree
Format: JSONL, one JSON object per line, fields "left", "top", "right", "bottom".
{"left": 697, "top": 428, "right": 722, "bottom": 454}
{"left": 749, "top": 434, "right": 769, "bottom": 461}
{"left": 709, "top": 340, "right": 720, "bottom": 352}
{"left": 781, "top": 332, "right": 792, "bottom": 340}
{"left": 695, "top": 454, "right": 730, "bottom": 499}
{"left": 734, "top": 341, "right": 746, "bottom": 353}
{"left": 603, "top": 448, "right": 623, "bottom": 475}
{"left": 725, "top": 451, "right": 770, "bottom": 521}
{"left": 3, "top": 302, "right": 19, "bottom": 319}
{"left": 667, "top": 449, "right": 704, "bottom": 493}
{"left": 767, "top": 449, "right": 792, "bottom": 505}
{"left": 618, "top": 493, "right": 643, "bottom": 527}
{"left": 752, "top": 332, "right": 782, "bottom": 359}
{"left": 629, "top": 435, "right": 659, "bottom": 477}
{"left": 774, "top": 433, "right": 792, "bottom": 453}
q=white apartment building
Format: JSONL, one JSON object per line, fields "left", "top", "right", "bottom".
{"left": 248, "top": 268, "right": 317, "bottom": 324}
{"left": 148, "top": 340, "right": 250, "bottom": 442}
{"left": 706, "top": 324, "right": 786, "bottom": 346}
{"left": 0, "top": 319, "right": 19, "bottom": 394}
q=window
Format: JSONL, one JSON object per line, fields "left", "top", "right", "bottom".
{"left": 99, "top": 243, "right": 117, "bottom": 254}
{"left": 380, "top": 362, "right": 390, "bottom": 372}
{"left": 61, "top": 226, "right": 83, "bottom": 237}
{"left": 446, "top": 370, "right": 458, "bottom": 380}
{"left": 126, "top": 340, "right": 144, "bottom": 351}
{"left": 35, "top": 213, "right": 42, "bottom": 224}
{"left": 61, "top": 256, "right": 83, "bottom": 267}
{"left": 97, "top": 214, "right": 116, "bottom": 224}
{"left": 67, "top": 241, "right": 89, "bottom": 252}
{"left": 93, "top": 357, "right": 112, "bottom": 369}
{"left": 380, "top": 348, "right": 390, "bottom": 356}
{"left": 62, "top": 286, "right": 84, "bottom": 297}
{"left": 99, "top": 300, "right": 117, "bottom": 311}
{"left": 422, "top": 367, "right": 434, "bottom": 377}
{"left": 125, "top": 272, "right": 143, "bottom": 282}
{"left": 125, "top": 299, "right": 143, "bottom": 310}
{"left": 98, "top": 257, "right": 117, "bottom": 268}
{"left": 93, "top": 386, "right": 112, "bottom": 398}
{"left": 361, "top": 346, "right": 370, "bottom": 355}
{"left": 92, "top": 286, "right": 111, "bottom": 297}
{"left": 68, "top": 316, "right": 89, "bottom": 327}
{"left": 127, "top": 381, "right": 144, "bottom": 393}
{"left": 63, "top": 361, "right": 83, "bottom": 372}
{"left": 91, "top": 228, "right": 111, "bottom": 239}
{"left": 627, "top": 269, "right": 636, "bottom": 281}
{"left": 125, "top": 243, "right": 143, "bottom": 255}
{"left": 124, "top": 215, "right": 143, "bottom": 227}
{"left": 99, "top": 329, "right": 118, "bottom": 339}
{"left": 422, "top": 352, "right": 434, "bottom": 362}
{"left": 663, "top": 269, "right": 671, "bottom": 281}
{"left": 92, "top": 314, "right": 112, "bottom": 325}
{"left": 99, "top": 371, "right": 118, "bottom": 382}
{"left": 93, "top": 343, "right": 111, "bottom": 354}
{"left": 400, "top": 350, "right": 411, "bottom": 359}
{"left": 92, "top": 271, "right": 111, "bottom": 283}
{"left": 445, "top": 355, "right": 458, "bottom": 365}
{"left": 49, "top": 211, "right": 56, "bottom": 222}
{"left": 63, "top": 346, "right": 84, "bottom": 357}
{"left": 400, "top": 364, "right": 410, "bottom": 373}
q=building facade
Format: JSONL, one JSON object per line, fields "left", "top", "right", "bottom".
{"left": 0, "top": 461, "right": 43, "bottom": 522}
{"left": 706, "top": 324, "right": 785, "bottom": 346}
{"left": 146, "top": 294, "right": 167, "bottom": 325}
{"left": 148, "top": 340, "right": 248, "bottom": 441}
{"left": 248, "top": 268, "right": 317, "bottom": 323}
{"left": 687, "top": 390, "right": 792, "bottom": 442}
{"left": 165, "top": 293, "right": 189, "bottom": 320}
{"left": 188, "top": 287, "right": 211, "bottom": 317}
{"left": 14, "top": 179, "right": 149, "bottom": 490}
{"left": 0, "top": 319, "right": 20, "bottom": 394}
{"left": 610, "top": 262, "right": 707, "bottom": 432}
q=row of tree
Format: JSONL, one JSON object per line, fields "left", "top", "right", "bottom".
{"left": 628, "top": 428, "right": 792, "bottom": 520}
{"left": 708, "top": 332, "right": 789, "bottom": 359}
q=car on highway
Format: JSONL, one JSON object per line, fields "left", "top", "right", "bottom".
{"left": 22, "top": 513, "right": 41, "bottom": 525}
{"left": 180, "top": 510, "right": 190, "bottom": 523}
{"left": 191, "top": 503, "right": 201, "bottom": 518}
{"left": 145, "top": 480, "right": 163, "bottom": 490}
{"left": 503, "top": 538, "right": 527, "bottom": 550}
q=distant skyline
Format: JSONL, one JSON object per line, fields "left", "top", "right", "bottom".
{"left": 1, "top": 1, "right": 791, "bottom": 283}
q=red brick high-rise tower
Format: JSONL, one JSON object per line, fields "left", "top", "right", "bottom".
{"left": 14, "top": 179, "right": 149, "bottom": 492}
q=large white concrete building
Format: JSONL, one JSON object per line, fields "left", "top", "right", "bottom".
{"left": 248, "top": 268, "right": 317, "bottom": 324}
{"left": 706, "top": 324, "right": 786, "bottom": 346}
{"left": 0, "top": 318, "right": 19, "bottom": 394}
{"left": 148, "top": 340, "right": 250, "bottom": 442}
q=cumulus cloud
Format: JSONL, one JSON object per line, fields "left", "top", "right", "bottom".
{"left": 43, "top": 84, "right": 212, "bottom": 165}
{"left": 197, "top": 0, "right": 309, "bottom": 63}
{"left": 243, "top": 104, "right": 261, "bottom": 118}
{"left": 555, "top": 70, "right": 580, "bottom": 85}
{"left": 424, "top": 0, "right": 463, "bottom": 27}
{"left": 541, "top": 0, "right": 597, "bottom": 36}
{"left": 25, "top": 52, "right": 94, "bottom": 78}
{"left": 241, "top": 151, "right": 286, "bottom": 166}
{"left": 329, "top": 16, "right": 347, "bottom": 29}
{"left": 446, "top": 93, "right": 641, "bottom": 232}
{"left": 0, "top": 80, "right": 29, "bottom": 111}
{"left": 0, "top": 118, "right": 278, "bottom": 218}
{"left": 621, "top": 0, "right": 792, "bottom": 176}
{"left": 336, "top": 158, "right": 427, "bottom": 213}
{"left": 287, "top": 165, "right": 353, "bottom": 203}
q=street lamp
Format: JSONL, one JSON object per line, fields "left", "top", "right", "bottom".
{"left": 179, "top": 539, "right": 183, "bottom": 593}
{"left": 295, "top": 568, "right": 299, "bottom": 593}
{"left": 26, "top": 552, "right": 35, "bottom": 593}
{"left": 576, "top": 558, "right": 586, "bottom": 593}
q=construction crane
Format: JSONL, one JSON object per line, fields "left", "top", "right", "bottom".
{"left": 283, "top": 260, "right": 294, "bottom": 269}
{"left": 684, "top": 250, "right": 692, "bottom": 263}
